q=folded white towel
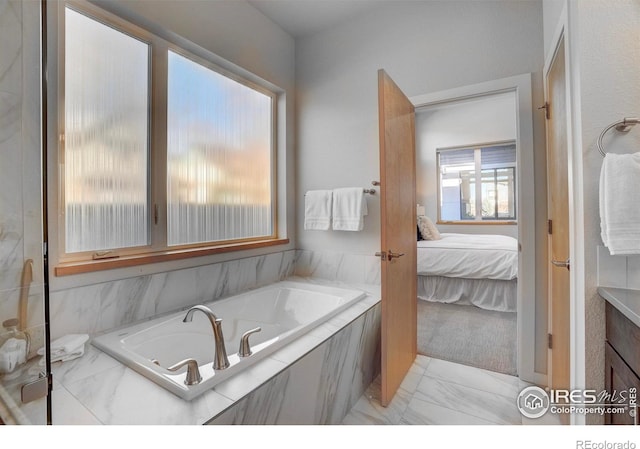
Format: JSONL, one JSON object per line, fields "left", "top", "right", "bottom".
{"left": 332, "top": 187, "right": 368, "bottom": 231}
{"left": 37, "top": 334, "right": 89, "bottom": 363}
{"left": 599, "top": 152, "right": 640, "bottom": 255}
{"left": 38, "top": 346, "right": 86, "bottom": 366}
{"left": 304, "top": 190, "right": 333, "bottom": 230}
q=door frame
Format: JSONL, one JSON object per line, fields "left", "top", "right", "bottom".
{"left": 410, "top": 73, "right": 543, "bottom": 386}
{"left": 543, "top": 2, "right": 583, "bottom": 425}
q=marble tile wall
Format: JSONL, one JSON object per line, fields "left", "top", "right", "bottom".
{"left": 51, "top": 247, "right": 381, "bottom": 340}
{"left": 596, "top": 245, "right": 640, "bottom": 290}
{"left": 294, "top": 249, "right": 381, "bottom": 285}
{"left": 208, "top": 302, "right": 381, "bottom": 425}
{"left": 0, "top": 0, "right": 44, "bottom": 352}
{"left": 50, "top": 250, "right": 297, "bottom": 339}
{"left": 0, "top": 0, "right": 47, "bottom": 424}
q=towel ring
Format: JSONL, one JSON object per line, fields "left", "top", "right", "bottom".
{"left": 597, "top": 117, "right": 640, "bottom": 157}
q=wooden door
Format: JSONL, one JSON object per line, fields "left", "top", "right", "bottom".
{"left": 545, "top": 36, "right": 571, "bottom": 392}
{"left": 378, "top": 69, "right": 417, "bottom": 406}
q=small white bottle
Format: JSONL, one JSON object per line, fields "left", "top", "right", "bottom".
{"left": 0, "top": 319, "right": 29, "bottom": 374}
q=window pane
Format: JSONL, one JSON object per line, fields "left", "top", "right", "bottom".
{"left": 64, "top": 8, "right": 149, "bottom": 253}
{"left": 167, "top": 51, "right": 273, "bottom": 246}
{"left": 481, "top": 169, "right": 497, "bottom": 219}
{"left": 438, "top": 149, "right": 475, "bottom": 221}
{"left": 496, "top": 168, "right": 516, "bottom": 219}
{"left": 481, "top": 145, "right": 516, "bottom": 220}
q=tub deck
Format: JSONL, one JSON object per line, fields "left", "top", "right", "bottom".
{"left": 48, "top": 278, "right": 380, "bottom": 424}
{"left": 91, "top": 280, "right": 367, "bottom": 400}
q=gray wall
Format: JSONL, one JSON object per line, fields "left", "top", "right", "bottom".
{"left": 296, "top": 0, "right": 547, "bottom": 372}
{"left": 576, "top": 4, "right": 640, "bottom": 420}
{"left": 572, "top": 0, "right": 639, "bottom": 425}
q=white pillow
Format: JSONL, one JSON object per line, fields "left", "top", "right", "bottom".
{"left": 417, "top": 215, "right": 441, "bottom": 240}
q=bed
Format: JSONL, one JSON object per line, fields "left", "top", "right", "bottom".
{"left": 417, "top": 233, "right": 518, "bottom": 313}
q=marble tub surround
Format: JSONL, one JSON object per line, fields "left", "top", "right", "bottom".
{"left": 50, "top": 250, "right": 297, "bottom": 340}
{"left": 47, "top": 278, "right": 380, "bottom": 424}
{"left": 343, "top": 356, "right": 562, "bottom": 425}
{"left": 208, "top": 299, "right": 381, "bottom": 424}
{"left": 294, "top": 249, "right": 381, "bottom": 285}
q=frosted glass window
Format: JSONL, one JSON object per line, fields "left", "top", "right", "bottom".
{"left": 167, "top": 51, "right": 273, "bottom": 246}
{"left": 64, "top": 8, "right": 150, "bottom": 253}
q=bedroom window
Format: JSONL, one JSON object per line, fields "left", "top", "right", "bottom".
{"left": 57, "top": 2, "right": 278, "bottom": 274}
{"left": 437, "top": 142, "right": 516, "bottom": 223}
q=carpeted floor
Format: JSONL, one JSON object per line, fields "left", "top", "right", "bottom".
{"left": 417, "top": 299, "right": 517, "bottom": 376}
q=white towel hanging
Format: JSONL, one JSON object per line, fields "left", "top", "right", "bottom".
{"left": 332, "top": 187, "right": 368, "bottom": 231}
{"left": 304, "top": 190, "right": 333, "bottom": 230}
{"left": 599, "top": 152, "right": 640, "bottom": 255}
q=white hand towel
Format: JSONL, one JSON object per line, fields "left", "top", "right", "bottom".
{"left": 304, "top": 190, "right": 333, "bottom": 230}
{"left": 37, "top": 334, "right": 89, "bottom": 359}
{"left": 332, "top": 187, "right": 368, "bottom": 231}
{"left": 599, "top": 152, "right": 640, "bottom": 255}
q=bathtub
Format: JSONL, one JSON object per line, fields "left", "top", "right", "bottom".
{"left": 92, "top": 280, "right": 366, "bottom": 400}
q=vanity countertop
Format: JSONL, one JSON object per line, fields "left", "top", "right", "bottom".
{"left": 597, "top": 286, "right": 640, "bottom": 329}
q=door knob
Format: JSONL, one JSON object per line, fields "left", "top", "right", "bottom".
{"left": 551, "top": 258, "right": 570, "bottom": 271}
{"left": 376, "top": 250, "right": 404, "bottom": 261}
{"left": 388, "top": 250, "right": 405, "bottom": 260}
{"left": 375, "top": 251, "right": 387, "bottom": 261}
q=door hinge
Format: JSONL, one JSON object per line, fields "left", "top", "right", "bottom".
{"left": 548, "top": 333, "right": 553, "bottom": 349}
{"left": 154, "top": 204, "right": 159, "bottom": 225}
{"left": 21, "top": 372, "right": 49, "bottom": 404}
{"left": 548, "top": 219, "right": 553, "bottom": 235}
{"left": 539, "top": 102, "right": 550, "bottom": 120}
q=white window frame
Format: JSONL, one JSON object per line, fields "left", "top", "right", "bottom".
{"left": 436, "top": 140, "right": 517, "bottom": 224}
{"left": 52, "top": 0, "right": 280, "bottom": 276}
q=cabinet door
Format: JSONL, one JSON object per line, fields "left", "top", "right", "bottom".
{"left": 605, "top": 342, "right": 640, "bottom": 425}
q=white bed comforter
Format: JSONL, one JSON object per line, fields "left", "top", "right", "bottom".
{"left": 417, "top": 233, "right": 518, "bottom": 280}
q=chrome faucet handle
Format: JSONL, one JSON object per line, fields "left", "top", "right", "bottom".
{"left": 166, "top": 358, "right": 202, "bottom": 386}
{"left": 238, "top": 327, "right": 262, "bottom": 358}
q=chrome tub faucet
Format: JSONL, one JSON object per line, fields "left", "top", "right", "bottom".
{"left": 183, "top": 305, "right": 230, "bottom": 370}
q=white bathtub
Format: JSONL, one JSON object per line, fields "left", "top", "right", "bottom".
{"left": 92, "top": 280, "right": 366, "bottom": 400}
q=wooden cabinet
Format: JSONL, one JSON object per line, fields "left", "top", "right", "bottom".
{"left": 605, "top": 302, "right": 640, "bottom": 425}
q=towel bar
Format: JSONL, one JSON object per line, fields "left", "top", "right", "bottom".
{"left": 597, "top": 117, "right": 640, "bottom": 156}
{"left": 305, "top": 188, "right": 376, "bottom": 196}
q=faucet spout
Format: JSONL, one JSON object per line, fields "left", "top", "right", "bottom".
{"left": 183, "top": 305, "right": 230, "bottom": 370}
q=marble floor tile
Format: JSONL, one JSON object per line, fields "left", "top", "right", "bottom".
{"left": 414, "top": 375, "right": 522, "bottom": 424}
{"left": 414, "top": 354, "right": 431, "bottom": 370}
{"left": 343, "top": 355, "right": 529, "bottom": 426}
{"left": 401, "top": 395, "right": 496, "bottom": 425}
{"left": 424, "top": 357, "right": 522, "bottom": 399}
{"left": 343, "top": 377, "right": 412, "bottom": 425}
{"left": 398, "top": 363, "right": 428, "bottom": 393}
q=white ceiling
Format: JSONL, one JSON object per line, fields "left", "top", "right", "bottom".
{"left": 247, "top": 0, "right": 384, "bottom": 38}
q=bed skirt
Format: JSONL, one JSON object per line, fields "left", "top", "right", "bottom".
{"left": 417, "top": 275, "right": 517, "bottom": 313}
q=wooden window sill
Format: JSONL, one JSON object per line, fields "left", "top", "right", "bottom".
{"left": 436, "top": 221, "right": 517, "bottom": 226}
{"left": 54, "top": 238, "right": 290, "bottom": 277}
